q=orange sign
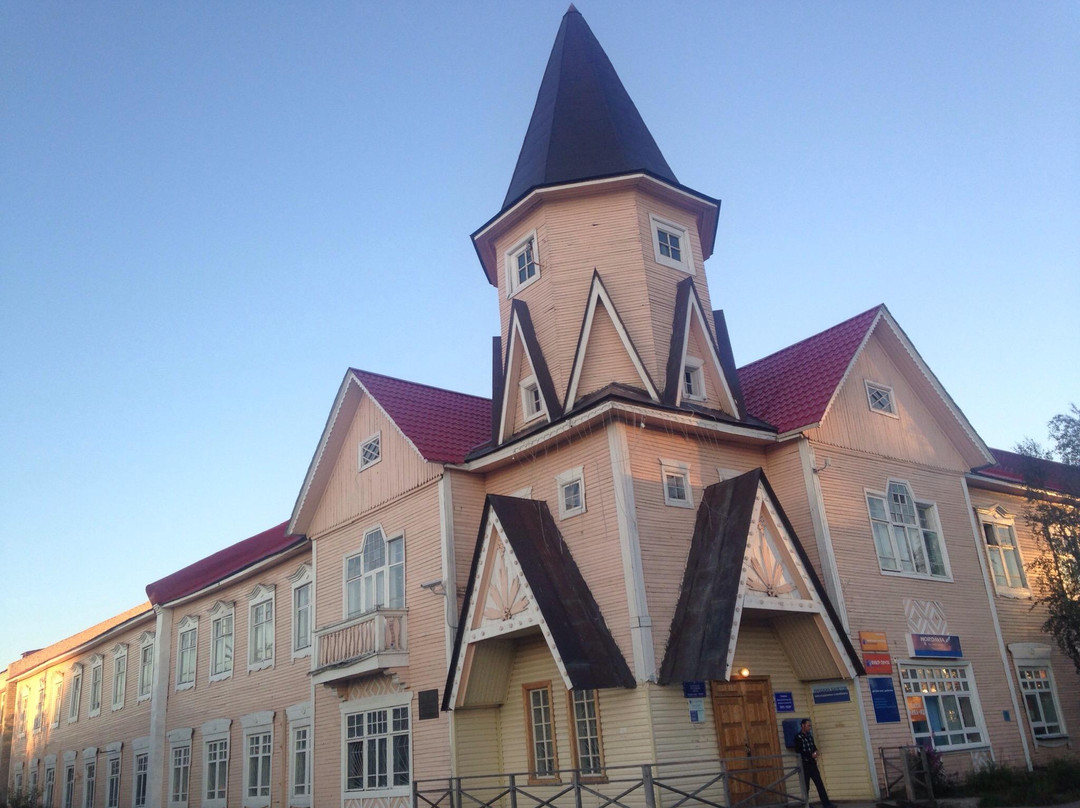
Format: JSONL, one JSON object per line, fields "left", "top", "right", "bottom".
{"left": 863, "top": 653, "right": 893, "bottom": 674}
{"left": 906, "top": 696, "right": 927, "bottom": 723}
{"left": 859, "top": 631, "right": 888, "bottom": 653}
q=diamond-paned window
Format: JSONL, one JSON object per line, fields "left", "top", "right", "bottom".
{"left": 865, "top": 381, "right": 896, "bottom": 415}
{"left": 359, "top": 434, "right": 381, "bottom": 470}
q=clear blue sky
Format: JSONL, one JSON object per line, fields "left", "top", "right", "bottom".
{"left": 2, "top": 1, "right": 1077, "bottom": 669}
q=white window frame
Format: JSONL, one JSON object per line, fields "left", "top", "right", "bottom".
{"left": 248, "top": 584, "right": 276, "bottom": 672}
{"left": 241, "top": 711, "right": 274, "bottom": 808}
{"left": 34, "top": 676, "right": 46, "bottom": 733}
{"left": 63, "top": 761, "right": 76, "bottom": 808}
{"left": 14, "top": 763, "right": 23, "bottom": 796}
{"left": 52, "top": 673, "right": 65, "bottom": 729}
{"left": 167, "top": 729, "right": 192, "bottom": 808}
{"left": 16, "top": 685, "right": 28, "bottom": 738}
{"left": 104, "top": 744, "right": 122, "bottom": 808}
{"left": 287, "top": 702, "right": 312, "bottom": 808}
{"left": 520, "top": 375, "right": 545, "bottom": 422}
{"left": 68, "top": 663, "right": 83, "bottom": 723}
{"left": 88, "top": 655, "right": 104, "bottom": 718}
{"left": 201, "top": 718, "right": 231, "bottom": 808}
{"left": 175, "top": 616, "right": 198, "bottom": 691}
{"left": 977, "top": 506, "right": 1029, "bottom": 596}
{"left": 649, "top": 214, "right": 694, "bottom": 274}
{"left": 899, "top": 663, "right": 988, "bottom": 750}
{"left": 505, "top": 229, "right": 540, "bottom": 297}
{"left": 44, "top": 762, "right": 57, "bottom": 808}
{"left": 864, "top": 380, "right": 898, "bottom": 418}
{"left": 344, "top": 527, "right": 405, "bottom": 619}
{"left": 136, "top": 632, "right": 155, "bottom": 702}
{"left": 291, "top": 565, "right": 313, "bottom": 659}
{"left": 82, "top": 750, "right": 97, "bottom": 808}
{"left": 556, "top": 467, "right": 587, "bottom": 520}
{"left": 660, "top": 459, "right": 693, "bottom": 508}
{"left": 865, "top": 479, "right": 951, "bottom": 580}
{"left": 29, "top": 760, "right": 39, "bottom": 799}
{"left": 682, "top": 356, "right": 705, "bottom": 402}
{"left": 208, "top": 601, "right": 235, "bottom": 682}
{"left": 358, "top": 432, "right": 382, "bottom": 471}
{"left": 569, "top": 689, "right": 604, "bottom": 778}
{"left": 340, "top": 692, "right": 412, "bottom": 798}
{"left": 111, "top": 644, "right": 127, "bottom": 711}
{"left": 131, "top": 738, "right": 150, "bottom": 808}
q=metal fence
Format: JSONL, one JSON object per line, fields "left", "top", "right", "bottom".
{"left": 879, "top": 745, "right": 936, "bottom": 805}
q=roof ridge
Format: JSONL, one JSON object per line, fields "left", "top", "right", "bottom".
{"left": 351, "top": 367, "right": 491, "bottom": 402}
{"left": 738, "top": 304, "right": 883, "bottom": 371}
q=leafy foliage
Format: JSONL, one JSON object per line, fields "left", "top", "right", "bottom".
{"left": 966, "top": 758, "right": 1080, "bottom": 807}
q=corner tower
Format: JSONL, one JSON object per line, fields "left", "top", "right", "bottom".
{"left": 474, "top": 6, "right": 744, "bottom": 449}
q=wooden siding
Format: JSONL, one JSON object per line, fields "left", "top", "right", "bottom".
{"left": 449, "top": 471, "right": 489, "bottom": 616}
{"left": 968, "top": 485, "right": 1080, "bottom": 766}
{"left": 308, "top": 387, "right": 441, "bottom": 537}
{"left": 508, "top": 334, "right": 540, "bottom": 438}
{"left": 574, "top": 300, "right": 649, "bottom": 400}
{"left": 812, "top": 444, "right": 1028, "bottom": 768}
{"left": 453, "top": 705, "right": 504, "bottom": 779}
{"left": 808, "top": 332, "right": 969, "bottom": 473}
{"left": 763, "top": 442, "right": 823, "bottom": 584}
{"left": 683, "top": 306, "right": 729, "bottom": 415}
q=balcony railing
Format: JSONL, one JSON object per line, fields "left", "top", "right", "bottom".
{"left": 312, "top": 608, "right": 407, "bottom": 685}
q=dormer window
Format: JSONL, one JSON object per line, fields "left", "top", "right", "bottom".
{"left": 521, "top": 377, "right": 544, "bottom": 421}
{"left": 682, "top": 357, "right": 705, "bottom": 401}
{"left": 650, "top": 215, "right": 694, "bottom": 273}
{"left": 358, "top": 433, "right": 381, "bottom": 471}
{"left": 865, "top": 381, "right": 897, "bottom": 417}
{"left": 506, "top": 231, "right": 540, "bottom": 296}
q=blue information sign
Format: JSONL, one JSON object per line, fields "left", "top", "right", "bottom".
{"left": 682, "top": 681, "right": 706, "bottom": 699}
{"left": 912, "top": 634, "right": 963, "bottom": 658}
{"left": 868, "top": 676, "right": 901, "bottom": 723}
{"left": 811, "top": 683, "right": 851, "bottom": 705}
{"left": 774, "top": 692, "right": 795, "bottom": 712}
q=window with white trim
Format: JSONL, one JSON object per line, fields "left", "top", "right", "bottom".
{"left": 106, "top": 756, "right": 121, "bottom": 808}
{"left": 1017, "top": 666, "right": 1065, "bottom": 739}
{"left": 569, "top": 689, "right": 604, "bottom": 778}
{"left": 525, "top": 683, "right": 558, "bottom": 781}
{"left": 556, "top": 467, "right": 586, "bottom": 520}
{"left": 169, "top": 744, "right": 190, "bottom": 808}
{"left": 248, "top": 585, "right": 275, "bottom": 671}
{"left": 900, "top": 664, "right": 986, "bottom": 749}
{"left": 346, "top": 528, "right": 404, "bottom": 618}
{"left": 661, "top": 460, "right": 693, "bottom": 508}
{"left": 29, "top": 763, "right": 39, "bottom": 800}
{"left": 866, "top": 481, "right": 948, "bottom": 578}
{"left": 111, "top": 645, "right": 127, "bottom": 711}
{"left": 175, "top": 617, "right": 198, "bottom": 690}
{"left": 34, "top": 676, "right": 46, "bottom": 733}
{"left": 520, "top": 377, "right": 544, "bottom": 422}
{"left": 83, "top": 759, "right": 96, "bottom": 808}
{"left": 52, "top": 675, "right": 64, "bottom": 728}
{"left": 63, "top": 764, "right": 76, "bottom": 808}
{"left": 16, "top": 686, "right": 27, "bottom": 737}
{"left": 344, "top": 703, "right": 411, "bottom": 794}
{"left": 69, "top": 664, "right": 83, "bottom": 722}
{"left": 978, "top": 507, "right": 1028, "bottom": 593}
{"left": 202, "top": 729, "right": 229, "bottom": 808}
{"left": 13, "top": 764, "right": 23, "bottom": 797}
{"left": 682, "top": 357, "right": 705, "bottom": 402}
{"left": 44, "top": 764, "right": 56, "bottom": 808}
{"left": 291, "top": 565, "right": 313, "bottom": 658}
{"left": 243, "top": 727, "right": 273, "bottom": 807}
{"left": 209, "top": 602, "right": 235, "bottom": 681}
{"left": 506, "top": 231, "right": 540, "bottom": 296}
{"left": 287, "top": 701, "right": 312, "bottom": 807}
{"left": 132, "top": 753, "right": 149, "bottom": 808}
{"left": 88, "top": 655, "right": 103, "bottom": 717}
{"left": 359, "top": 432, "right": 381, "bottom": 471}
{"left": 650, "top": 215, "right": 694, "bottom": 273}
{"left": 137, "top": 633, "right": 154, "bottom": 701}
{"left": 865, "top": 380, "right": 897, "bottom": 417}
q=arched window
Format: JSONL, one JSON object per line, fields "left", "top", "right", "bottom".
{"left": 346, "top": 527, "right": 404, "bottom": 617}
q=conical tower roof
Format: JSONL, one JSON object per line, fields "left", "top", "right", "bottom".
{"left": 501, "top": 5, "right": 679, "bottom": 212}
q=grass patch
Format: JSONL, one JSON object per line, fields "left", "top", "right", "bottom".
{"left": 964, "top": 759, "right": 1080, "bottom": 807}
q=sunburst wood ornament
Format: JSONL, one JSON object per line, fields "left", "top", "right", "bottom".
{"left": 483, "top": 543, "right": 530, "bottom": 623}
{"left": 746, "top": 519, "right": 797, "bottom": 598}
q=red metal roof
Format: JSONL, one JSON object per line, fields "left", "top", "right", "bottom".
{"left": 352, "top": 369, "right": 492, "bottom": 464}
{"left": 146, "top": 521, "right": 305, "bottom": 606}
{"left": 976, "top": 448, "right": 1080, "bottom": 495}
{"left": 738, "top": 306, "right": 882, "bottom": 433}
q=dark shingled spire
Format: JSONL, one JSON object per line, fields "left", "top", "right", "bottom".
{"left": 501, "top": 6, "right": 678, "bottom": 211}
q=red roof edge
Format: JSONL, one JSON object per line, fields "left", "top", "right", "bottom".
{"left": 146, "top": 521, "right": 307, "bottom": 606}
{"left": 974, "top": 448, "right": 1080, "bottom": 495}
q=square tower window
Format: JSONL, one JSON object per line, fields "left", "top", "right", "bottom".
{"left": 506, "top": 231, "right": 540, "bottom": 296}
{"left": 650, "top": 215, "right": 694, "bottom": 273}
{"left": 556, "top": 467, "right": 586, "bottom": 519}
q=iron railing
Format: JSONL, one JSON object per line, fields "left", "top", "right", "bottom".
{"left": 879, "top": 745, "right": 936, "bottom": 805}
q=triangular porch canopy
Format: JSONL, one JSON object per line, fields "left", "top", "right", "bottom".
{"left": 444, "top": 495, "right": 633, "bottom": 711}
{"left": 660, "top": 469, "right": 863, "bottom": 684}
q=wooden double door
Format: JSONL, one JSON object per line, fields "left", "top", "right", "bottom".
{"left": 711, "top": 679, "right": 785, "bottom": 806}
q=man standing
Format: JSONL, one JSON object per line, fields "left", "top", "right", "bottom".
{"left": 794, "top": 718, "right": 837, "bottom": 808}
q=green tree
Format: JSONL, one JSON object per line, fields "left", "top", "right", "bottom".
{"left": 1016, "top": 405, "right": 1080, "bottom": 674}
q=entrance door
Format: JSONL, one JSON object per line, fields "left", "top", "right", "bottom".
{"left": 712, "top": 679, "right": 785, "bottom": 806}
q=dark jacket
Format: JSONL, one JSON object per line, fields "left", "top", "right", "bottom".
{"left": 793, "top": 730, "right": 818, "bottom": 763}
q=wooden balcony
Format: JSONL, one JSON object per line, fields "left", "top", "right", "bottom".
{"left": 311, "top": 608, "right": 408, "bottom": 686}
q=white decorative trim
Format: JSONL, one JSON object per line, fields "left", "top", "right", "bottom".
{"left": 175, "top": 615, "right": 199, "bottom": 691}
{"left": 339, "top": 691, "right": 412, "bottom": 801}
{"left": 111, "top": 644, "right": 128, "bottom": 712}
{"left": 649, "top": 213, "right": 695, "bottom": 274}
{"left": 208, "top": 601, "right": 235, "bottom": 683}
{"left": 167, "top": 728, "right": 192, "bottom": 743}
{"left": 291, "top": 564, "right": 314, "bottom": 660}
{"left": 682, "top": 356, "right": 705, "bottom": 401}
{"left": 248, "top": 585, "right": 276, "bottom": 673}
{"left": 673, "top": 289, "right": 739, "bottom": 416}
{"left": 132, "top": 736, "right": 150, "bottom": 752}
{"left": 105, "top": 742, "right": 122, "bottom": 757}
{"left": 64, "top": 751, "right": 78, "bottom": 764}
{"left": 975, "top": 505, "right": 1030, "bottom": 597}
{"left": 286, "top": 701, "right": 312, "bottom": 721}
{"left": 505, "top": 229, "right": 540, "bottom": 297}
{"left": 497, "top": 312, "right": 553, "bottom": 444}
{"left": 555, "top": 466, "right": 587, "bottom": 520}
{"left": 88, "top": 655, "right": 104, "bottom": 718}
{"left": 287, "top": 702, "right": 313, "bottom": 808}
{"left": 136, "top": 632, "right": 155, "bottom": 702}
{"left": 241, "top": 710, "right": 275, "bottom": 730}
{"left": 519, "top": 375, "right": 545, "bottom": 422}
{"left": 201, "top": 718, "right": 231, "bottom": 737}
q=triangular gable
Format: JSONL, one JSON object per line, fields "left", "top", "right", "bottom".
{"left": 712, "top": 309, "right": 748, "bottom": 418}
{"left": 565, "top": 271, "right": 659, "bottom": 408}
{"left": 659, "top": 469, "right": 861, "bottom": 685}
{"left": 498, "top": 300, "right": 563, "bottom": 444}
{"left": 444, "top": 495, "right": 633, "bottom": 711}
{"left": 663, "top": 277, "right": 740, "bottom": 417}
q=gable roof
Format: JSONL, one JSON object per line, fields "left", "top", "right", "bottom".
{"left": 146, "top": 521, "right": 304, "bottom": 606}
{"left": 975, "top": 448, "right": 1080, "bottom": 495}
{"left": 8, "top": 602, "right": 153, "bottom": 680}
{"left": 738, "top": 305, "right": 882, "bottom": 434}
{"left": 444, "top": 495, "right": 634, "bottom": 709}
{"left": 501, "top": 5, "right": 678, "bottom": 213}
{"left": 351, "top": 370, "right": 492, "bottom": 464}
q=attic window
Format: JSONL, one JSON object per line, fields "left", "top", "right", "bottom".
{"left": 506, "top": 231, "right": 540, "bottom": 296}
{"left": 682, "top": 357, "right": 705, "bottom": 401}
{"left": 521, "top": 377, "right": 544, "bottom": 422}
{"left": 359, "top": 433, "right": 381, "bottom": 471}
{"left": 865, "top": 381, "right": 897, "bottom": 417}
{"left": 650, "top": 215, "right": 694, "bottom": 274}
